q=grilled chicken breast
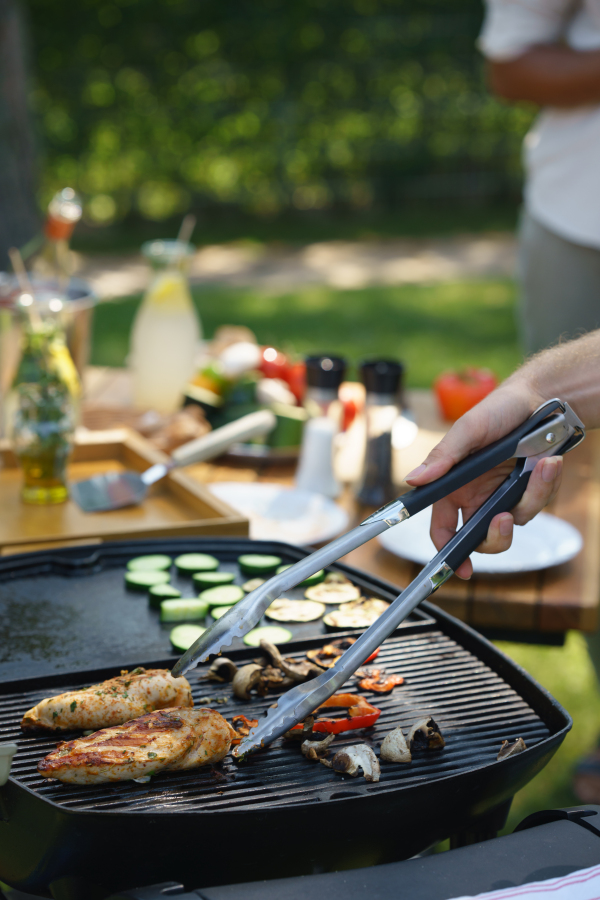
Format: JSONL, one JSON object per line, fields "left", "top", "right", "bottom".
{"left": 38, "top": 707, "right": 236, "bottom": 784}
{"left": 21, "top": 668, "right": 192, "bottom": 733}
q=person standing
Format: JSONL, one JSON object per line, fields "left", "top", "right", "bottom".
{"left": 478, "top": 0, "right": 600, "bottom": 354}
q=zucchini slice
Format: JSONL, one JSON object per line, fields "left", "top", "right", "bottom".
{"left": 275, "top": 564, "right": 325, "bottom": 587}
{"left": 127, "top": 554, "right": 172, "bottom": 572}
{"left": 160, "top": 598, "right": 209, "bottom": 622}
{"left": 323, "top": 598, "right": 390, "bottom": 630}
{"left": 125, "top": 570, "right": 171, "bottom": 592}
{"left": 237, "top": 554, "right": 281, "bottom": 576}
{"left": 242, "top": 577, "right": 266, "bottom": 592}
{"left": 174, "top": 553, "right": 219, "bottom": 574}
{"left": 243, "top": 625, "right": 292, "bottom": 647}
{"left": 192, "top": 571, "right": 235, "bottom": 589}
{"left": 304, "top": 582, "right": 361, "bottom": 604}
{"left": 170, "top": 624, "right": 205, "bottom": 652}
{"left": 148, "top": 583, "right": 182, "bottom": 609}
{"left": 265, "top": 598, "right": 325, "bottom": 623}
{"left": 198, "top": 584, "right": 245, "bottom": 607}
{"left": 211, "top": 605, "right": 234, "bottom": 620}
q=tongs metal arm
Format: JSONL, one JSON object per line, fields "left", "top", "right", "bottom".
{"left": 233, "top": 403, "right": 584, "bottom": 757}
{"left": 172, "top": 398, "right": 584, "bottom": 678}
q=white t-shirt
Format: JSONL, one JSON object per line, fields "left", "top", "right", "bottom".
{"left": 478, "top": 0, "right": 600, "bottom": 250}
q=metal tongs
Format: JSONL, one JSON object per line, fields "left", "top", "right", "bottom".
{"left": 172, "top": 398, "right": 585, "bottom": 756}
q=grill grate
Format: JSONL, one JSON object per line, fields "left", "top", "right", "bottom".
{"left": 0, "top": 627, "right": 551, "bottom": 814}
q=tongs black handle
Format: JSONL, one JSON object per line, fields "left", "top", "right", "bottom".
{"left": 400, "top": 398, "right": 562, "bottom": 518}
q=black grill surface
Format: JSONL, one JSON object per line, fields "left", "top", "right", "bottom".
{"left": 1, "top": 626, "right": 552, "bottom": 815}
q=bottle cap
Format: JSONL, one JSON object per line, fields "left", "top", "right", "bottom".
{"left": 360, "top": 359, "right": 404, "bottom": 395}
{"left": 305, "top": 355, "right": 346, "bottom": 389}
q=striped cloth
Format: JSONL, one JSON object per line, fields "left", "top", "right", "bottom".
{"left": 451, "top": 863, "right": 600, "bottom": 900}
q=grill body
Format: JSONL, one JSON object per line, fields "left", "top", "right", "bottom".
{"left": 0, "top": 540, "right": 572, "bottom": 900}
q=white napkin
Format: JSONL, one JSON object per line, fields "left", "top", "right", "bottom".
{"left": 450, "top": 863, "right": 600, "bottom": 900}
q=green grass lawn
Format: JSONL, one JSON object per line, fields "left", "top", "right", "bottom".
{"left": 91, "top": 275, "right": 600, "bottom": 834}
{"left": 91, "top": 279, "right": 523, "bottom": 385}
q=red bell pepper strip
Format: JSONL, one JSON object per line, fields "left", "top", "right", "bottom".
{"left": 290, "top": 693, "right": 381, "bottom": 735}
{"left": 363, "top": 648, "right": 380, "bottom": 664}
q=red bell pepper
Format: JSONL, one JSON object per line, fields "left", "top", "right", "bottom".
{"left": 291, "top": 693, "right": 381, "bottom": 735}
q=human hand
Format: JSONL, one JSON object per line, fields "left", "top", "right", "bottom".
{"left": 405, "top": 383, "right": 563, "bottom": 578}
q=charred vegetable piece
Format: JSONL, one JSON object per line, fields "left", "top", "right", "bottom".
{"left": 265, "top": 598, "right": 325, "bottom": 623}
{"left": 238, "top": 554, "right": 281, "bottom": 575}
{"left": 323, "top": 598, "right": 389, "bottom": 630}
{"left": 127, "top": 554, "right": 172, "bottom": 572}
{"left": 301, "top": 732, "right": 335, "bottom": 760}
{"left": 230, "top": 715, "right": 259, "bottom": 745}
{"left": 206, "top": 658, "right": 238, "bottom": 683}
{"left": 358, "top": 668, "right": 405, "bottom": 693}
{"left": 242, "top": 577, "right": 266, "bottom": 592}
{"left": 306, "top": 638, "right": 381, "bottom": 669}
{"left": 380, "top": 726, "right": 411, "bottom": 763}
{"left": 497, "top": 737, "right": 527, "bottom": 760}
{"left": 304, "top": 582, "right": 360, "bottom": 604}
{"left": 290, "top": 693, "right": 381, "bottom": 735}
{"left": 408, "top": 717, "right": 445, "bottom": 752}
{"left": 243, "top": 626, "right": 292, "bottom": 647}
{"left": 329, "top": 744, "right": 380, "bottom": 782}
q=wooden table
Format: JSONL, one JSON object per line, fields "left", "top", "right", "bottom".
{"left": 79, "top": 368, "right": 600, "bottom": 639}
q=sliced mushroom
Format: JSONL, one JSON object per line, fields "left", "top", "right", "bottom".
{"left": 408, "top": 717, "right": 445, "bottom": 752}
{"left": 257, "top": 665, "right": 295, "bottom": 694}
{"left": 331, "top": 744, "right": 380, "bottom": 782}
{"left": 206, "top": 658, "right": 238, "bottom": 683}
{"left": 259, "top": 640, "right": 325, "bottom": 682}
{"left": 283, "top": 716, "right": 315, "bottom": 741}
{"left": 497, "top": 737, "right": 526, "bottom": 760}
{"left": 380, "top": 726, "right": 411, "bottom": 763}
{"left": 301, "top": 732, "right": 335, "bottom": 761}
{"left": 232, "top": 663, "right": 264, "bottom": 700}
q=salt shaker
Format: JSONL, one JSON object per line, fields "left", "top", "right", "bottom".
{"left": 295, "top": 355, "right": 346, "bottom": 498}
{"left": 356, "top": 359, "right": 404, "bottom": 507}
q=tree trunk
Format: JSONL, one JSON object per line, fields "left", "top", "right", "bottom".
{"left": 0, "top": 0, "right": 39, "bottom": 269}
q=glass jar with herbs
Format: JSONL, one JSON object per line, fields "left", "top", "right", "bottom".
{"left": 10, "top": 322, "right": 79, "bottom": 504}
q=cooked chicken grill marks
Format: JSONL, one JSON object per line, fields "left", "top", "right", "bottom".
{"left": 21, "top": 668, "right": 193, "bottom": 733}
{"left": 38, "top": 708, "right": 236, "bottom": 784}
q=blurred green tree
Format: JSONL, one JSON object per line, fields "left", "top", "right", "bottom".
{"left": 28, "top": 0, "right": 534, "bottom": 224}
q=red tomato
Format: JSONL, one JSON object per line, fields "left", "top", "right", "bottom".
{"left": 284, "top": 361, "right": 306, "bottom": 403}
{"left": 434, "top": 368, "right": 497, "bottom": 421}
{"left": 258, "top": 346, "right": 289, "bottom": 379}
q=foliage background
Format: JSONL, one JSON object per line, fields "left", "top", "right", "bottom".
{"left": 27, "top": 0, "right": 534, "bottom": 225}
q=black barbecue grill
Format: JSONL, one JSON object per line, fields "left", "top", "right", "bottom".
{"left": 0, "top": 539, "right": 572, "bottom": 900}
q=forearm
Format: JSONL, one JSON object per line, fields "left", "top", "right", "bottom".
{"left": 490, "top": 45, "right": 600, "bottom": 106}
{"left": 502, "top": 330, "right": 600, "bottom": 428}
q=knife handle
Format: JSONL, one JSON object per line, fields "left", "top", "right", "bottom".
{"left": 400, "top": 398, "right": 562, "bottom": 518}
{"left": 170, "top": 409, "right": 276, "bottom": 467}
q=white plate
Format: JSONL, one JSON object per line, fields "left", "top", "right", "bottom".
{"left": 378, "top": 507, "right": 583, "bottom": 574}
{"left": 207, "top": 482, "right": 349, "bottom": 545}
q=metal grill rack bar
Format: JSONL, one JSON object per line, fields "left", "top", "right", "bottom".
{"left": 1, "top": 627, "right": 551, "bottom": 815}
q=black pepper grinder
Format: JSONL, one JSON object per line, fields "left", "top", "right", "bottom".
{"left": 356, "top": 359, "right": 404, "bottom": 507}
